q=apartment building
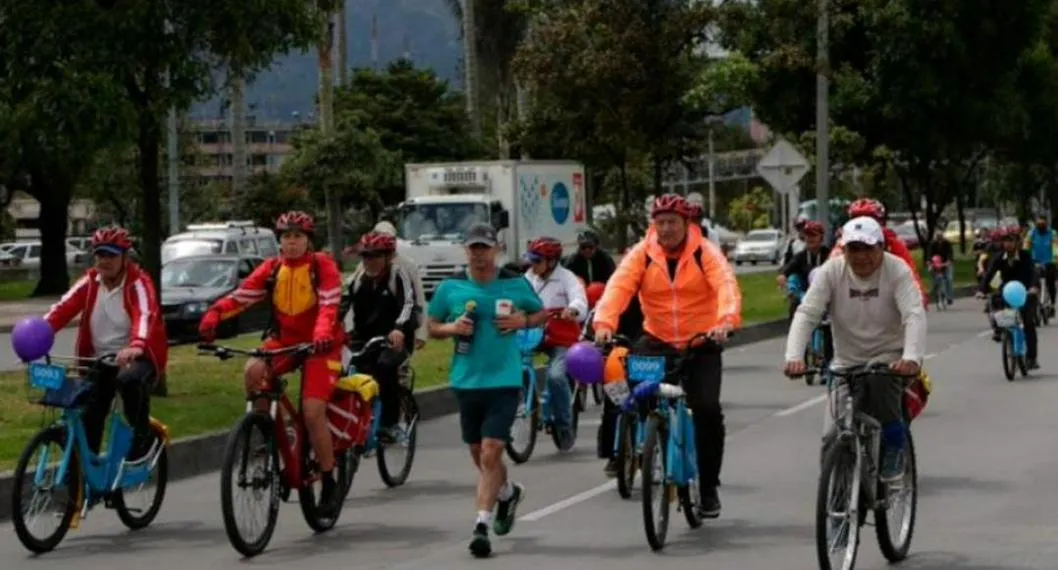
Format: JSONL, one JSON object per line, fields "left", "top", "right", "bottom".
{"left": 187, "top": 118, "right": 305, "bottom": 185}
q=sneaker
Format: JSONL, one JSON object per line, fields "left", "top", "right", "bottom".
{"left": 469, "top": 522, "right": 491, "bottom": 558}
{"left": 557, "top": 428, "right": 575, "bottom": 452}
{"left": 125, "top": 433, "right": 155, "bottom": 463}
{"left": 991, "top": 331, "right": 1002, "bottom": 342}
{"left": 879, "top": 448, "right": 906, "bottom": 483}
{"left": 493, "top": 482, "right": 525, "bottom": 536}
{"left": 603, "top": 458, "right": 619, "bottom": 478}
{"left": 697, "top": 486, "right": 721, "bottom": 519}
{"left": 377, "top": 426, "right": 398, "bottom": 445}
{"left": 1029, "top": 359, "right": 1041, "bottom": 370}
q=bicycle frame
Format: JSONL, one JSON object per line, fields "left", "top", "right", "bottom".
{"left": 612, "top": 406, "right": 647, "bottom": 458}
{"left": 996, "top": 309, "right": 1027, "bottom": 357}
{"left": 660, "top": 396, "right": 697, "bottom": 487}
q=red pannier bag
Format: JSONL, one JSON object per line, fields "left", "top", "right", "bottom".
{"left": 542, "top": 309, "right": 581, "bottom": 349}
{"left": 903, "top": 371, "right": 932, "bottom": 421}
{"left": 327, "top": 373, "right": 379, "bottom": 451}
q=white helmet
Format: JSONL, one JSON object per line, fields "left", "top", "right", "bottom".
{"left": 373, "top": 220, "right": 397, "bottom": 237}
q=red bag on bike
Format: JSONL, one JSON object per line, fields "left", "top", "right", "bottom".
{"left": 326, "top": 374, "right": 378, "bottom": 450}
{"left": 543, "top": 317, "right": 581, "bottom": 349}
{"left": 903, "top": 372, "right": 932, "bottom": 421}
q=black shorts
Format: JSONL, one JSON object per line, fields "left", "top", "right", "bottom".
{"left": 453, "top": 387, "right": 521, "bottom": 444}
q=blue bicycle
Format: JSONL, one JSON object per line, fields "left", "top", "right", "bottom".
{"left": 11, "top": 354, "right": 170, "bottom": 553}
{"left": 597, "top": 335, "right": 648, "bottom": 500}
{"left": 505, "top": 328, "right": 581, "bottom": 463}
{"left": 623, "top": 332, "right": 720, "bottom": 551}
{"left": 788, "top": 275, "right": 830, "bottom": 386}
{"left": 994, "top": 307, "right": 1028, "bottom": 381}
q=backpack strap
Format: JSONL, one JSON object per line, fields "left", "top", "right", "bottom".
{"left": 644, "top": 246, "right": 705, "bottom": 276}
{"left": 261, "top": 255, "right": 321, "bottom": 339}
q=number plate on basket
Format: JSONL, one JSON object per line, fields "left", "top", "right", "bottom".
{"left": 27, "top": 363, "right": 66, "bottom": 391}
{"left": 626, "top": 355, "right": 666, "bottom": 383}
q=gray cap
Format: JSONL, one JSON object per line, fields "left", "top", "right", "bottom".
{"left": 464, "top": 223, "right": 498, "bottom": 246}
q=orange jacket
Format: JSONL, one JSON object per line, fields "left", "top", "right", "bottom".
{"left": 593, "top": 224, "right": 741, "bottom": 348}
{"left": 209, "top": 252, "right": 344, "bottom": 343}
{"left": 830, "top": 228, "right": 928, "bottom": 305}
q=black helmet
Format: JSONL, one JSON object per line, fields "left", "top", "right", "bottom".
{"left": 577, "top": 229, "right": 600, "bottom": 247}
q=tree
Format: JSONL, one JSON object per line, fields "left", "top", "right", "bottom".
{"left": 232, "top": 173, "right": 315, "bottom": 230}
{"left": 728, "top": 186, "right": 774, "bottom": 231}
{"left": 334, "top": 60, "right": 483, "bottom": 205}
{"left": 0, "top": 1, "right": 133, "bottom": 295}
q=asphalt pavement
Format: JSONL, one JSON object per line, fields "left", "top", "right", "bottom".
{"left": 4, "top": 301, "right": 1056, "bottom": 568}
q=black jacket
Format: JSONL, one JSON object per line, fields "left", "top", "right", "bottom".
{"left": 564, "top": 250, "right": 616, "bottom": 285}
{"left": 780, "top": 246, "right": 831, "bottom": 286}
{"left": 979, "top": 249, "right": 1035, "bottom": 293}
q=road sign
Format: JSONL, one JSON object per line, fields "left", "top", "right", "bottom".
{"left": 755, "top": 138, "right": 810, "bottom": 195}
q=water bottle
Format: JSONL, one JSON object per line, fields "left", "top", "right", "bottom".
{"left": 455, "top": 301, "right": 477, "bottom": 355}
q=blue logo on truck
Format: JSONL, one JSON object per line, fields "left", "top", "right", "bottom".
{"left": 550, "top": 182, "right": 570, "bottom": 224}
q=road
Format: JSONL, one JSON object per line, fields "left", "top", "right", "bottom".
{"left": 4, "top": 302, "right": 1058, "bottom": 568}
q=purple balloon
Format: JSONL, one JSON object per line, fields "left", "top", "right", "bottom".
{"left": 11, "top": 317, "right": 54, "bottom": 363}
{"left": 566, "top": 341, "right": 604, "bottom": 385}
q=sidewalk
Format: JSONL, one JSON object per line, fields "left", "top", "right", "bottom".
{"left": 0, "top": 298, "right": 74, "bottom": 334}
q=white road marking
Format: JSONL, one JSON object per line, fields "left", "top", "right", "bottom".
{"left": 774, "top": 394, "right": 826, "bottom": 417}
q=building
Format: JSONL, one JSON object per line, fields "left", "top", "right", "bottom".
{"left": 187, "top": 118, "right": 305, "bottom": 185}
{"left": 5, "top": 192, "right": 98, "bottom": 239}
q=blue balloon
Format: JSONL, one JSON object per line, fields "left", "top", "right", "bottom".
{"left": 1002, "top": 281, "right": 1028, "bottom": 309}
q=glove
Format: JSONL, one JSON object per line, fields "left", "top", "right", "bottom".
{"left": 313, "top": 334, "right": 334, "bottom": 354}
{"left": 198, "top": 310, "right": 221, "bottom": 342}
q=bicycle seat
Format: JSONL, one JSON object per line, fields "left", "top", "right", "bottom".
{"left": 335, "top": 373, "right": 379, "bottom": 401}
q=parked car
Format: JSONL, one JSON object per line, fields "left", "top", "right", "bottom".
{"left": 732, "top": 229, "right": 784, "bottom": 265}
{"left": 892, "top": 224, "right": 921, "bottom": 250}
{"left": 0, "top": 241, "right": 87, "bottom": 268}
{"left": 162, "top": 221, "right": 278, "bottom": 265}
{"left": 160, "top": 254, "right": 267, "bottom": 340}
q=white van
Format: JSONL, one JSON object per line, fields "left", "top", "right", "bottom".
{"left": 162, "top": 221, "right": 278, "bottom": 264}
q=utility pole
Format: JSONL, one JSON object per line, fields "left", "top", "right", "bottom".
{"left": 166, "top": 109, "right": 180, "bottom": 234}
{"left": 230, "top": 74, "right": 247, "bottom": 200}
{"left": 815, "top": 0, "right": 831, "bottom": 238}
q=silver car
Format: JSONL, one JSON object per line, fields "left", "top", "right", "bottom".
{"left": 733, "top": 229, "right": 784, "bottom": 265}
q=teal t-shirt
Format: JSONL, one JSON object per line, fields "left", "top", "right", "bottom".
{"left": 427, "top": 268, "right": 543, "bottom": 390}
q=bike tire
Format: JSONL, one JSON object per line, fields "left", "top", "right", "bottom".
{"left": 377, "top": 387, "right": 420, "bottom": 487}
{"left": 11, "top": 426, "right": 80, "bottom": 553}
{"left": 505, "top": 372, "right": 539, "bottom": 464}
{"left": 678, "top": 484, "right": 702, "bottom": 529}
{"left": 874, "top": 433, "right": 917, "bottom": 562}
{"left": 615, "top": 414, "right": 638, "bottom": 499}
{"left": 338, "top": 449, "right": 360, "bottom": 500}
{"left": 640, "top": 416, "right": 670, "bottom": 552}
{"left": 220, "top": 413, "right": 280, "bottom": 558}
{"left": 1001, "top": 331, "right": 1016, "bottom": 381}
{"left": 815, "top": 440, "right": 861, "bottom": 570}
{"left": 113, "top": 423, "right": 170, "bottom": 530}
{"left": 298, "top": 434, "right": 354, "bottom": 532}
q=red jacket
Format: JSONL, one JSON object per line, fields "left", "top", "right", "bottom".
{"left": 45, "top": 263, "right": 169, "bottom": 371}
{"left": 209, "top": 252, "right": 344, "bottom": 343}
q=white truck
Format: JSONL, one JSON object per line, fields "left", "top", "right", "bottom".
{"left": 395, "top": 160, "right": 588, "bottom": 294}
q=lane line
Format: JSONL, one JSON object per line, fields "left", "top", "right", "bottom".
{"left": 774, "top": 394, "right": 826, "bottom": 417}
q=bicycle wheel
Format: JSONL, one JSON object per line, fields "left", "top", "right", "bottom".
{"left": 220, "top": 413, "right": 281, "bottom": 557}
{"left": 678, "top": 484, "right": 702, "bottom": 529}
{"left": 506, "top": 372, "right": 539, "bottom": 464}
{"left": 298, "top": 436, "right": 354, "bottom": 532}
{"left": 113, "top": 423, "right": 170, "bottom": 530}
{"left": 337, "top": 448, "right": 360, "bottom": 499}
{"left": 11, "top": 426, "right": 81, "bottom": 553}
{"left": 1001, "top": 330, "right": 1016, "bottom": 381}
{"left": 377, "top": 387, "right": 419, "bottom": 487}
{"left": 615, "top": 414, "right": 639, "bottom": 499}
{"left": 875, "top": 432, "right": 917, "bottom": 562}
{"left": 640, "top": 416, "right": 670, "bottom": 551}
{"left": 816, "top": 440, "right": 861, "bottom": 570}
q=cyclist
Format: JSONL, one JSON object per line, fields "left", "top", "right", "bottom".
{"left": 977, "top": 227, "right": 1039, "bottom": 367}
{"left": 427, "top": 223, "right": 547, "bottom": 557}
{"left": 1025, "top": 215, "right": 1056, "bottom": 317}
{"left": 44, "top": 226, "right": 168, "bottom": 461}
{"left": 593, "top": 193, "right": 742, "bottom": 518}
{"left": 523, "top": 236, "right": 588, "bottom": 450}
{"left": 778, "top": 220, "right": 830, "bottom": 319}
{"left": 688, "top": 202, "right": 721, "bottom": 247}
{"left": 784, "top": 216, "right": 926, "bottom": 482}
{"left": 344, "top": 231, "right": 419, "bottom": 442}
{"left": 783, "top": 215, "right": 809, "bottom": 265}
{"left": 564, "top": 229, "right": 617, "bottom": 284}
{"left": 830, "top": 198, "right": 928, "bottom": 306}
{"left": 198, "top": 210, "right": 347, "bottom": 517}
{"left": 370, "top": 220, "right": 428, "bottom": 349}
{"left": 926, "top": 230, "right": 955, "bottom": 306}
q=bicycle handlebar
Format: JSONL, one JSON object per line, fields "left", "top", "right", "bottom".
{"left": 791, "top": 361, "right": 918, "bottom": 380}
{"left": 346, "top": 335, "right": 392, "bottom": 360}
{"left": 197, "top": 342, "right": 314, "bottom": 361}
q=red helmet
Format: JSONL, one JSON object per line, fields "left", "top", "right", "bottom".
{"left": 585, "top": 282, "right": 605, "bottom": 308}
{"left": 802, "top": 221, "right": 824, "bottom": 237}
{"left": 848, "top": 198, "right": 886, "bottom": 222}
{"left": 275, "top": 210, "right": 315, "bottom": 234}
{"left": 91, "top": 226, "right": 133, "bottom": 253}
{"left": 359, "top": 231, "right": 396, "bottom": 254}
{"left": 527, "top": 236, "right": 563, "bottom": 260}
{"left": 651, "top": 193, "right": 693, "bottom": 219}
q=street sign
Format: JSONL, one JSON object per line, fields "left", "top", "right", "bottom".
{"left": 755, "top": 138, "right": 810, "bottom": 195}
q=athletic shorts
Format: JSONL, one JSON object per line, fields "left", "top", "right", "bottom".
{"left": 261, "top": 338, "right": 343, "bottom": 401}
{"left": 452, "top": 387, "right": 521, "bottom": 444}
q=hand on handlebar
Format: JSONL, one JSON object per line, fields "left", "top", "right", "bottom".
{"left": 705, "top": 323, "right": 733, "bottom": 343}
{"left": 783, "top": 359, "right": 807, "bottom": 379}
{"left": 115, "top": 346, "right": 143, "bottom": 368}
{"left": 313, "top": 335, "right": 335, "bottom": 354}
{"left": 198, "top": 310, "right": 220, "bottom": 342}
{"left": 594, "top": 328, "right": 614, "bottom": 345}
{"left": 890, "top": 359, "right": 920, "bottom": 376}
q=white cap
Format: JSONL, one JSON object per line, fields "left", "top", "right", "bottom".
{"left": 842, "top": 216, "right": 884, "bottom": 246}
{"left": 373, "top": 221, "right": 397, "bottom": 237}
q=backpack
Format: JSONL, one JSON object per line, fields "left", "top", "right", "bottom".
{"left": 261, "top": 254, "right": 320, "bottom": 339}
{"left": 345, "top": 264, "right": 421, "bottom": 331}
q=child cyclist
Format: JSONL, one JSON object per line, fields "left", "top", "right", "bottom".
{"left": 198, "top": 210, "right": 347, "bottom": 517}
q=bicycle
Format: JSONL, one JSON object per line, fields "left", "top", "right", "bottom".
{"left": 595, "top": 334, "right": 646, "bottom": 499}
{"left": 928, "top": 266, "right": 949, "bottom": 312}
{"left": 787, "top": 277, "right": 829, "bottom": 386}
{"left": 505, "top": 327, "right": 581, "bottom": 463}
{"left": 1033, "top": 264, "right": 1052, "bottom": 326}
{"left": 993, "top": 306, "right": 1029, "bottom": 380}
{"left": 12, "top": 353, "right": 170, "bottom": 553}
{"left": 199, "top": 338, "right": 417, "bottom": 557}
{"left": 623, "top": 332, "right": 721, "bottom": 551}
{"left": 803, "top": 362, "right": 918, "bottom": 570}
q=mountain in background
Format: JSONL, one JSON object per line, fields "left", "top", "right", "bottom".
{"left": 189, "top": 0, "right": 462, "bottom": 124}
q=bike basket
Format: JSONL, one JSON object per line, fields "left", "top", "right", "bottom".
{"left": 993, "top": 309, "right": 1019, "bottom": 328}
{"left": 625, "top": 355, "right": 666, "bottom": 383}
{"left": 25, "top": 363, "right": 88, "bottom": 409}
{"left": 327, "top": 390, "right": 373, "bottom": 450}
